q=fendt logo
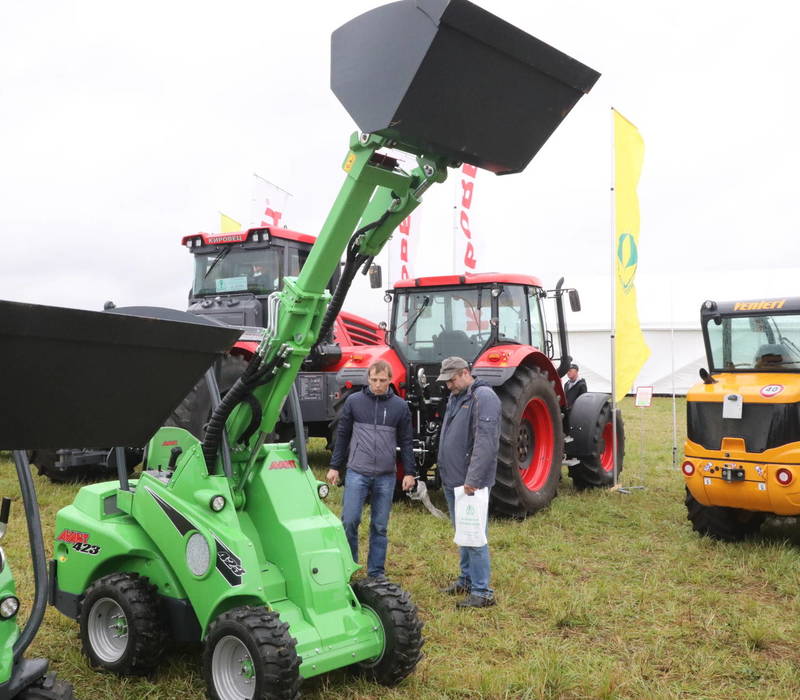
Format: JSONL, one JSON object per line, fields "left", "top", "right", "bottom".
{"left": 760, "top": 384, "right": 784, "bottom": 398}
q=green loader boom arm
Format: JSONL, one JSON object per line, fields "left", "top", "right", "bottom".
{"left": 213, "top": 133, "right": 451, "bottom": 486}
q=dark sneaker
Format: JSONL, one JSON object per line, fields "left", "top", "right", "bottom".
{"left": 368, "top": 574, "right": 388, "bottom": 583}
{"left": 456, "top": 594, "right": 496, "bottom": 609}
{"left": 440, "top": 580, "right": 470, "bottom": 596}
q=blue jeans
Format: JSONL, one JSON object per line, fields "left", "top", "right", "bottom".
{"left": 341, "top": 471, "right": 396, "bottom": 578}
{"left": 444, "top": 487, "right": 493, "bottom": 599}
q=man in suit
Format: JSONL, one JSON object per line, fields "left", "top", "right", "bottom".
{"left": 564, "top": 362, "right": 587, "bottom": 408}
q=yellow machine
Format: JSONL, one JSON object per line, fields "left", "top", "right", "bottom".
{"left": 682, "top": 297, "right": 800, "bottom": 540}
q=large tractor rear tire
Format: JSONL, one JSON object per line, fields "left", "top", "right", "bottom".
{"left": 167, "top": 354, "right": 248, "bottom": 439}
{"left": 203, "top": 606, "right": 301, "bottom": 700}
{"left": 492, "top": 366, "right": 563, "bottom": 518}
{"left": 685, "top": 489, "right": 765, "bottom": 541}
{"left": 351, "top": 578, "right": 424, "bottom": 686}
{"left": 568, "top": 402, "right": 624, "bottom": 490}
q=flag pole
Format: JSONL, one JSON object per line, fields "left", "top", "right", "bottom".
{"left": 610, "top": 107, "right": 619, "bottom": 487}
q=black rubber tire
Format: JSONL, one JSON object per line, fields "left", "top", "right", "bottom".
{"left": 351, "top": 579, "right": 424, "bottom": 686}
{"left": 568, "top": 405, "right": 625, "bottom": 490}
{"left": 28, "top": 448, "right": 139, "bottom": 485}
{"left": 685, "top": 488, "right": 766, "bottom": 541}
{"left": 79, "top": 572, "right": 166, "bottom": 675}
{"left": 17, "top": 673, "right": 76, "bottom": 700}
{"left": 492, "top": 366, "right": 563, "bottom": 518}
{"left": 202, "top": 606, "right": 301, "bottom": 700}
{"left": 166, "top": 354, "right": 248, "bottom": 440}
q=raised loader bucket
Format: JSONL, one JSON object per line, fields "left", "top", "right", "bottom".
{"left": 0, "top": 301, "right": 241, "bottom": 449}
{"left": 332, "top": 0, "right": 600, "bottom": 174}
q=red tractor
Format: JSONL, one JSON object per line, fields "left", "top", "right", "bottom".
{"left": 29, "top": 225, "right": 382, "bottom": 479}
{"left": 334, "top": 273, "right": 625, "bottom": 518}
{"left": 177, "top": 225, "right": 383, "bottom": 440}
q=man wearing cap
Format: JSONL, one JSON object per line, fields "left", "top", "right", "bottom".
{"left": 436, "top": 356, "right": 501, "bottom": 608}
{"left": 564, "top": 363, "right": 587, "bottom": 408}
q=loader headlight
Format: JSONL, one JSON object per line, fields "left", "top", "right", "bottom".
{"left": 186, "top": 533, "right": 211, "bottom": 577}
{"left": 317, "top": 483, "right": 330, "bottom": 500}
{"left": 209, "top": 495, "right": 226, "bottom": 512}
{"left": 0, "top": 596, "right": 19, "bottom": 619}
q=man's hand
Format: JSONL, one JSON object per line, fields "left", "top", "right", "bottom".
{"left": 326, "top": 468, "right": 341, "bottom": 486}
{"left": 463, "top": 484, "right": 477, "bottom": 495}
{"left": 402, "top": 475, "right": 417, "bottom": 492}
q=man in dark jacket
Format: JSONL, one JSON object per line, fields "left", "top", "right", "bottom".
{"left": 327, "top": 360, "right": 416, "bottom": 580}
{"left": 564, "top": 362, "right": 587, "bottom": 408}
{"left": 436, "top": 356, "right": 501, "bottom": 608}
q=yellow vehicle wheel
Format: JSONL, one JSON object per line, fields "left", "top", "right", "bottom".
{"left": 685, "top": 489, "right": 765, "bottom": 541}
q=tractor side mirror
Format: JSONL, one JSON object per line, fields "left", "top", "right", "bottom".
{"left": 368, "top": 264, "right": 383, "bottom": 289}
{"left": 568, "top": 289, "right": 581, "bottom": 312}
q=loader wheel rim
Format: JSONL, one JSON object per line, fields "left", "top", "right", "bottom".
{"left": 88, "top": 597, "right": 129, "bottom": 663}
{"left": 518, "top": 397, "right": 553, "bottom": 492}
{"left": 600, "top": 421, "right": 615, "bottom": 472}
{"left": 212, "top": 635, "right": 256, "bottom": 699}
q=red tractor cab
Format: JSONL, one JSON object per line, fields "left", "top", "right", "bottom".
{"left": 336, "top": 273, "right": 624, "bottom": 518}
{"left": 180, "top": 226, "right": 382, "bottom": 439}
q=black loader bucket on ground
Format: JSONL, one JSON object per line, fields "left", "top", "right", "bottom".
{"left": 0, "top": 301, "right": 241, "bottom": 450}
{"left": 332, "top": 0, "right": 600, "bottom": 174}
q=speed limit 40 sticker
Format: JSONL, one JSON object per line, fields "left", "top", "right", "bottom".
{"left": 760, "top": 384, "right": 784, "bottom": 398}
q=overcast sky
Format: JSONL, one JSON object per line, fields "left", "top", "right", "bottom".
{"left": 1, "top": 0, "right": 797, "bottom": 331}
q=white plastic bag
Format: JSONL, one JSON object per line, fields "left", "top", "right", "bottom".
{"left": 453, "top": 486, "right": 488, "bottom": 547}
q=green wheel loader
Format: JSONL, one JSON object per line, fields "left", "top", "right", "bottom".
{"left": 44, "top": 1, "right": 600, "bottom": 697}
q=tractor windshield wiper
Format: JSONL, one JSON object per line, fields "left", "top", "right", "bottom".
{"left": 204, "top": 246, "right": 232, "bottom": 279}
{"left": 404, "top": 296, "right": 430, "bottom": 338}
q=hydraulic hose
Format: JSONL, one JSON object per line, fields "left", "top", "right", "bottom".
{"left": 314, "top": 210, "right": 391, "bottom": 346}
{"left": 201, "top": 351, "right": 267, "bottom": 468}
{"left": 12, "top": 450, "right": 47, "bottom": 662}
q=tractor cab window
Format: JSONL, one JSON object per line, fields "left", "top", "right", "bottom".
{"left": 527, "top": 287, "right": 546, "bottom": 350}
{"left": 496, "top": 285, "right": 531, "bottom": 345}
{"left": 707, "top": 313, "right": 800, "bottom": 371}
{"left": 192, "top": 245, "right": 284, "bottom": 297}
{"left": 392, "top": 289, "right": 488, "bottom": 363}
{"left": 287, "top": 247, "right": 309, "bottom": 277}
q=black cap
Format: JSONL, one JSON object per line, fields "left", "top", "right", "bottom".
{"left": 569, "top": 363, "right": 579, "bottom": 370}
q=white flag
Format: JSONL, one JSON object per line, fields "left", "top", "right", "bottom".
{"left": 250, "top": 174, "right": 292, "bottom": 229}
{"left": 387, "top": 212, "right": 421, "bottom": 286}
{"left": 453, "top": 163, "right": 482, "bottom": 273}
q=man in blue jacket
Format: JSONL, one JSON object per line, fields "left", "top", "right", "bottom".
{"left": 437, "top": 356, "right": 501, "bottom": 608}
{"left": 327, "top": 360, "right": 416, "bottom": 580}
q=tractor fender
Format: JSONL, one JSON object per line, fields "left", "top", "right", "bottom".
{"left": 335, "top": 346, "right": 406, "bottom": 391}
{"left": 473, "top": 345, "right": 566, "bottom": 405}
{"left": 566, "top": 392, "right": 613, "bottom": 456}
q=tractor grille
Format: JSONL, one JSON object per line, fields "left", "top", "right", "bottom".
{"left": 687, "top": 401, "right": 800, "bottom": 453}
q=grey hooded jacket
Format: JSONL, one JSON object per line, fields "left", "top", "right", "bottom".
{"left": 436, "top": 378, "right": 501, "bottom": 489}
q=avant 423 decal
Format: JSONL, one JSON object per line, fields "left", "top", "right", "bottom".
{"left": 56, "top": 529, "right": 101, "bottom": 555}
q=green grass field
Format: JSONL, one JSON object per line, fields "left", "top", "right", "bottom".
{"left": 2, "top": 397, "right": 800, "bottom": 699}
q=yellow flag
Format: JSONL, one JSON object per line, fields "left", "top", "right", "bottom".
{"left": 614, "top": 110, "right": 650, "bottom": 401}
{"left": 220, "top": 212, "right": 241, "bottom": 233}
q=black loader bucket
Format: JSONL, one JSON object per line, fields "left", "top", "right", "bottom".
{"left": 332, "top": 0, "right": 600, "bottom": 174}
{"left": 0, "top": 301, "right": 241, "bottom": 449}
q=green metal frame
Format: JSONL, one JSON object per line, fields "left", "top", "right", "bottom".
{"left": 53, "top": 132, "right": 453, "bottom": 680}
